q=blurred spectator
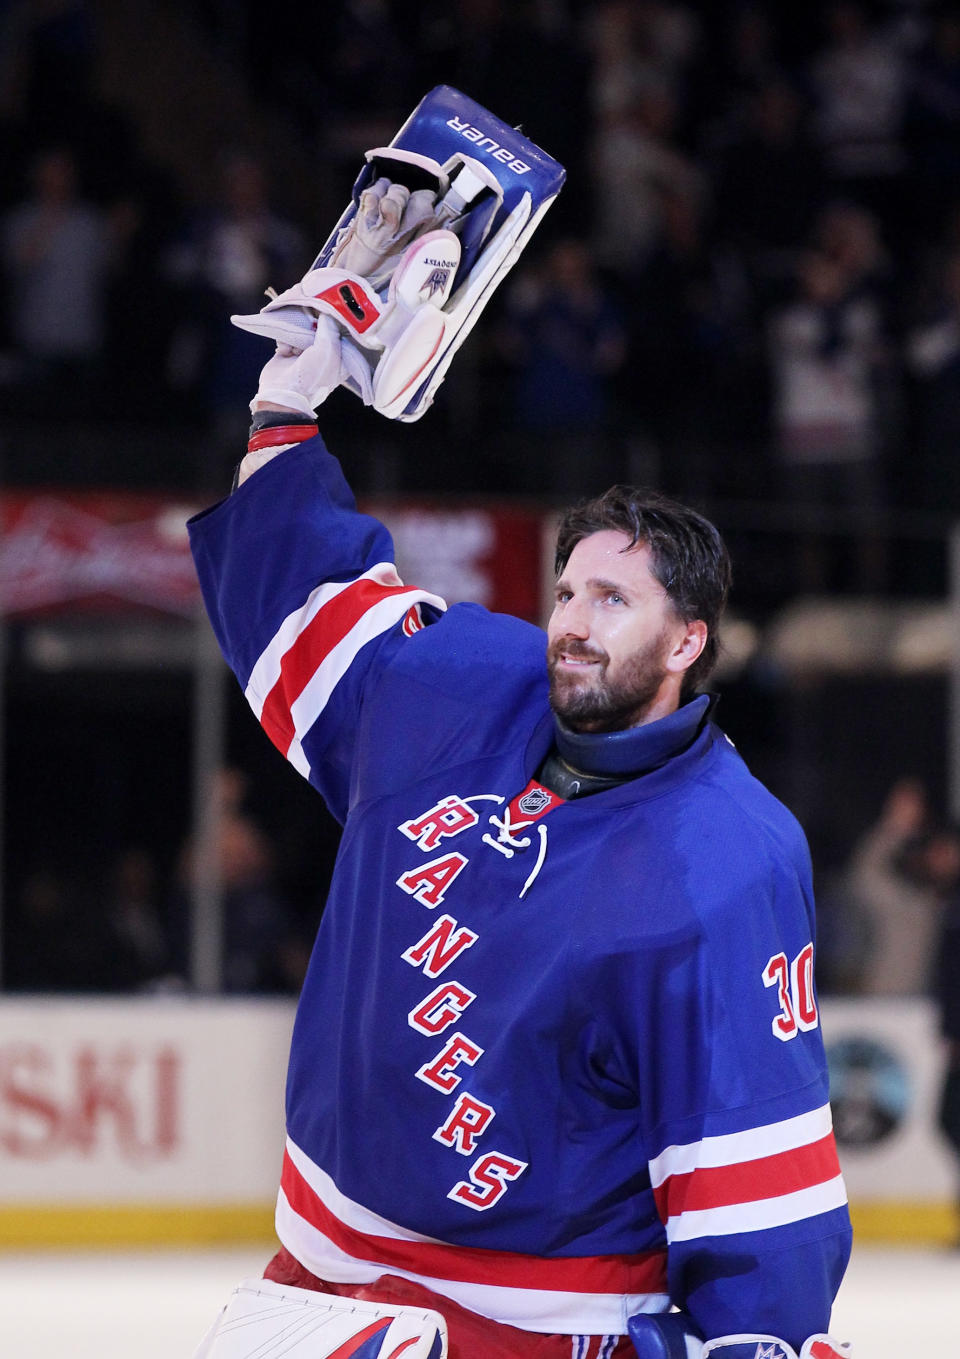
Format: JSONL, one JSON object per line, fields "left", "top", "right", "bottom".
{"left": 587, "top": 0, "right": 661, "bottom": 120}
{"left": 632, "top": 1, "right": 700, "bottom": 81}
{"left": 7, "top": 867, "right": 112, "bottom": 992}
{"left": 934, "top": 880, "right": 960, "bottom": 1240}
{"left": 904, "top": 8, "right": 960, "bottom": 238}
{"left": 845, "top": 778, "right": 960, "bottom": 995}
{"left": 694, "top": 5, "right": 788, "bottom": 142}
{"left": 809, "top": 0, "right": 907, "bottom": 180}
{"left": 170, "top": 767, "right": 309, "bottom": 994}
{"left": 164, "top": 151, "right": 305, "bottom": 483}
{"left": 814, "top": 199, "right": 895, "bottom": 304}
{"left": 591, "top": 82, "right": 704, "bottom": 276}
{"left": 905, "top": 246, "right": 960, "bottom": 515}
{"left": 101, "top": 156, "right": 186, "bottom": 426}
{"left": 1, "top": 145, "right": 110, "bottom": 406}
{"left": 807, "top": 1, "right": 908, "bottom": 237}
{"left": 766, "top": 238, "right": 888, "bottom": 592}
{"left": 623, "top": 183, "right": 758, "bottom": 500}
{"left": 586, "top": 0, "right": 700, "bottom": 121}
{"left": 813, "top": 865, "right": 872, "bottom": 996}
{"left": 103, "top": 847, "right": 172, "bottom": 992}
{"left": 497, "top": 236, "right": 626, "bottom": 498}
{"left": 0, "top": 0, "right": 97, "bottom": 134}
{"left": 713, "top": 78, "right": 827, "bottom": 303}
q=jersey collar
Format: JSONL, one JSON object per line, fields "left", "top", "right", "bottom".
{"left": 553, "top": 693, "right": 714, "bottom": 780}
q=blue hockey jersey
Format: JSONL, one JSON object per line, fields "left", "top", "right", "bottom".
{"left": 188, "top": 437, "right": 852, "bottom": 1347}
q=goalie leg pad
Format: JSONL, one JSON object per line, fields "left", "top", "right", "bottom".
{"left": 193, "top": 1277, "right": 447, "bottom": 1359}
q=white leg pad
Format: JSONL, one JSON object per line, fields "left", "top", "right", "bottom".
{"left": 192, "top": 1277, "right": 448, "bottom": 1359}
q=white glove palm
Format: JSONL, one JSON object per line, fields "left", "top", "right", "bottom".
{"left": 252, "top": 313, "right": 372, "bottom": 416}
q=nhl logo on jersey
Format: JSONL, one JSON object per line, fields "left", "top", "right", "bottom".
{"left": 518, "top": 787, "right": 552, "bottom": 816}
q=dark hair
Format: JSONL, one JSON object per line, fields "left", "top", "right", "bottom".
{"left": 554, "top": 485, "right": 732, "bottom": 693}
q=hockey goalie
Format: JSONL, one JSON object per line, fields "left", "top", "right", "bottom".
{"left": 190, "top": 84, "right": 854, "bottom": 1359}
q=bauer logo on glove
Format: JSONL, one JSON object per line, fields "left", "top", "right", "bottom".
{"left": 232, "top": 85, "right": 566, "bottom": 422}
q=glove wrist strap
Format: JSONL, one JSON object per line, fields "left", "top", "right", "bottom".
{"left": 249, "top": 408, "right": 315, "bottom": 432}
{"left": 247, "top": 423, "right": 318, "bottom": 453}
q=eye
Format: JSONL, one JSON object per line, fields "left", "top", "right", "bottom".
{"left": 606, "top": 591, "right": 625, "bottom": 605}
{"left": 555, "top": 588, "right": 573, "bottom": 604}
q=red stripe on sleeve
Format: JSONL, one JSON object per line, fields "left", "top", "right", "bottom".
{"left": 257, "top": 577, "right": 416, "bottom": 756}
{"left": 653, "top": 1133, "right": 842, "bottom": 1222}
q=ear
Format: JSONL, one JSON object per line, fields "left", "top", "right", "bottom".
{"left": 665, "top": 619, "right": 707, "bottom": 676}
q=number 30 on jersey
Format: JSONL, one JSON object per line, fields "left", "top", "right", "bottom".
{"left": 762, "top": 944, "right": 818, "bottom": 1041}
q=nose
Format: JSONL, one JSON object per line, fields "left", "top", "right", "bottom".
{"left": 553, "top": 592, "right": 591, "bottom": 639}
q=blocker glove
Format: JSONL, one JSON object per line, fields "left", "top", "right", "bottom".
{"left": 628, "top": 1316, "right": 853, "bottom": 1359}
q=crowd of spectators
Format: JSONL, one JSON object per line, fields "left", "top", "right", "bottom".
{"left": 6, "top": 1, "right": 960, "bottom": 997}
{"left": 1, "top": 2, "right": 960, "bottom": 573}
{"left": 4, "top": 765, "right": 318, "bottom": 996}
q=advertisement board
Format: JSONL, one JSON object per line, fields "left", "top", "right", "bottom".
{"left": 0, "top": 998, "right": 293, "bottom": 1246}
{"left": 0, "top": 991, "right": 955, "bottom": 1248}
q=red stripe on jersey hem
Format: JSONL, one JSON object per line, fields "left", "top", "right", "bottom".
{"left": 247, "top": 424, "right": 318, "bottom": 452}
{"left": 653, "top": 1132, "right": 842, "bottom": 1221}
{"left": 259, "top": 577, "right": 418, "bottom": 755}
{"left": 281, "top": 1151, "right": 667, "bottom": 1297}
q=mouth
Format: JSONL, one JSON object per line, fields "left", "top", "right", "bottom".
{"left": 557, "top": 654, "right": 599, "bottom": 668}
{"left": 550, "top": 645, "right": 606, "bottom": 673}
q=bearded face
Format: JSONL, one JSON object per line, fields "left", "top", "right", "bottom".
{"left": 547, "top": 622, "right": 674, "bottom": 732}
{"left": 546, "top": 531, "right": 702, "bottom": 733}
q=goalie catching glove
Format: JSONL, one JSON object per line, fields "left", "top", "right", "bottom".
{"left": 232, "top": 84, "right": 566, "bottom": 422}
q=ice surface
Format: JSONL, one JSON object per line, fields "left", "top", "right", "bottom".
{"left": 0, "top": 1244, "right": 953, "bottom": 1356}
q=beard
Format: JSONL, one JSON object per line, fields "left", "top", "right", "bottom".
{"left": 547, "top": 627, "right": 673, "bottom": 732}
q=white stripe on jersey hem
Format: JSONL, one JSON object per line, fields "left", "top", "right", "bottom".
{"left": 664, "top": 1171, "right": 848, "bottom": 1242}
{"left": 648, "top": 1103, "right": 834, "bottom": 1187}
{"left": 285, "top": 1137, "right": 445, "bottom": 1244}
{"left": 275, "top": 1188, "right": 669, "bottom": 1336}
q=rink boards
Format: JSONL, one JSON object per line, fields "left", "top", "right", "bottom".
{"left": 0, "top": 997, "right": 290, "bottom": 1247}
{"left": 0, "top": 995, "right": 955, "bottom": 1247}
